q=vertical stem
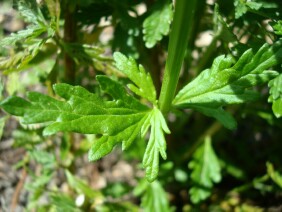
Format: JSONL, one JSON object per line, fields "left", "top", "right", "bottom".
{"left": 63, "top": 2, "right": 77, "bottom": 84}
{"left": 158, "top": 0, "right": 197, "bottom": 114}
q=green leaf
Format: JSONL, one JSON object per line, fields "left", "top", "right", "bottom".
{"left": 234, "top": 0, "right": 248, "bottom": 19}
{"left": 271, "top": 20, "right": 282, "bottom": 35}
{"left": 62, "top": 43, "right": 116, "bottom": 74}
{"left": 65, "top": 170, "right": 102, "bottom": 198}
{"left": 0, "top": 80, "right": 149, "bottom": 136}
{"left": 266, "top": 162, "right": 282, "bottom": 188}
{"left": 213, "top": 4, "right": 237, "bottom": 43}
{"left": 17, "top": 0, "right": 46, "bottom": 24}
{"left": 45, "top": 0, "right": 60, "bottom": 31}
{"left": 142, "top": 0, "right": 173, "bottom": 48}
{"left": 50, "top": 193, "right": 80, "bottom": 212}
{"left": 173, "top": 42, "right": 282, "bottom": 129}
{"left": 29, "top": 150, "right": 56, "bottom": 169}
{"left": 142, "top": 107, "right": 170, "bottom": 182}
{"left": 234, "top": 0, "right": 262, "bottom": 19}
{"left": 188, "top": 136, "right": 221, "bottom": 203}
{"left": 189, "top": 105, "right": 237, "bottom": 130}
{"left": 113, "top": 52, "right": 157, "bottom": 104}
{"left": 0, "top": 38, "right": 54, "bottom": 73}
{"left": 0, "top": 25, "right": 47, "bottom": 47}
{"left": 0, "top": 78, "right": 151, "bottom": 162}
{"left": 268, "top": 74, "right": 282, "bottom": 118}
{"left": 134, "top": 179, "right": 170, "bottom": 212}
{"left": 0, "top": 116, "right": 7, "bottom": 140}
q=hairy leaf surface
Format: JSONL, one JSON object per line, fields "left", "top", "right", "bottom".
{"left": 188, "top": 137, "right": 221, "bottom": 203}
{"left": 142, "top": 0, "right": 173, "bottom": 48}
{"left": 174, "top": 42, "right": 282, "bottom": 129}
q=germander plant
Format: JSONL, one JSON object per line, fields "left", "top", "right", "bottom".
{"left": 1, "top": 0, "right": 282, "bottom": 210}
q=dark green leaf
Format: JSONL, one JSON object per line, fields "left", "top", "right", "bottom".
{"left": 189, "top": 105, "right": 237, "bottom": 130}
{"left": 142, "top": 0, "right": 173, "bottom": 48}
{"left": 188, "top": 137, "right": 221, "bottom": 203}
{"left": 268, "top": 74, "right": 282, "bottom": 118}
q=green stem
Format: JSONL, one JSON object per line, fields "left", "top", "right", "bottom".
{"left": 158, "top": 0, "right": 197, "bottom": 114}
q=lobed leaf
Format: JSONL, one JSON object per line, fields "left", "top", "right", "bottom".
{"left": 268, "top": 74, "right": 282, "bottom": 118}
{"left": 113, "top": 52, "right": 157, "bottom": 104}
{"left": 188, "top": 137, "right": 221, "bottom": 203}
{"left": 0, "top": 51, "right": 171, "bottom": 182}
{"left": 173, "top": 42, "right": 282, "bottom": 129}
{"left": 0, "top": 26, "right": 47, "bottom": 47}
{"left": 142, "top": 0, "right": 173, "bottom": 48}
{"left": 142, "top": 108, "right": 170, "bottom": 182}
{"left": 0, "top": 78, "right": 152, "bottom": 163}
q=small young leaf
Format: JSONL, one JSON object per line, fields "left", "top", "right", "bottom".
{"left": 188, "top": 136, "right": 221, "bottom": 203}
{"left": 142, "top": 0, "right": 173, "bottom": 48}
{"left": 234, "top": 0, "right": 262, "bottom": 19}
{"left": 0, "top": 25, "right": 47, "bottom": 47}
{"left": 62, "top": 44, "right": 116, "bottom": 74}
{"left": 113, "top": 52, "right": 157, "bottom": 104}
{"left": 174, "top": 42, "right": 282, "bottom": 129}
{"left": 271, "top": 20, "right": 282, "bottom": 35}
{"left": 142, "top": 108, "right": 170, "bottom": 182}
{"left": 134, "top": 179, "right": 170, "bottom": 212}
{"left": 268, "top": 74, "right": 282, "bottom": 118}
